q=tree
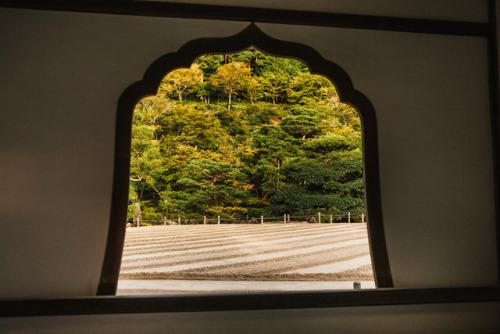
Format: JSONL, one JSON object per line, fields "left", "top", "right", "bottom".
{"left": 281, "top": 115, "right": 322, "bottom": 139}
{"left": 243, "top": 77, "right": 264, "bottom": 104}
{"left": 210, "top": 62, "right": 251, "bottom": 110}
{"left": 175, "top": 159, "right": 251, "bottom": 212}
{"left": 252, "top": 125, "right": 298, "bottom": 192}
{"left": 260, "top": 71, "right": 288, "bottom": 104}
{"left": 135, "top": 96, "right": 174, "bottom": 137}
{"left": 195, "top": 55, "right": 224, "bottom": 78}
{"left": 253, "top": 125, "right": 297, "bottom": 167}
{"left": 160, "top": 64, "right": 203, "bottom": 102}
{"left": 168, "top": 104, "right": 223, "bottom": 150}
{"left": 267, "top": 155, "right": 364, "bottom": 216}
{"left": 129, "top": 106, "right": 172, "bottom": 219}
{"left": 287, "top": 72, "right": 330, "bottom": 104}
{"left": 301, "top": 133, "right": 362, "bottom": 156}
{"left": 128, "top": 47, "right": 365, "bottom": 219}
{"left": 255, "top": 52, "right": 307, "bottom": 78}
{"left": 336, "top": 104, "right": 361, "bottom": 129}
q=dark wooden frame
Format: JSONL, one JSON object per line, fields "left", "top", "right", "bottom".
{"left": 488, "top": 0, "right": 500, "bottom": 284}
{"left": 0, "top": 0, "right": 489, "bottom": 37}
{"left": 2, "top": 287, "right": 499, "bottom": 317}
{"left": 98, "top": 23, "right": 392, "bottom": 295}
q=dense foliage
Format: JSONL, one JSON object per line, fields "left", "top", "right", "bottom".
{"left": 129, "top": 49, "right": 364, "bottom": 221}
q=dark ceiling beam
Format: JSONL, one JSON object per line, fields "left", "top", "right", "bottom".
{"left": 0, "top": 0, "right": 489, "bottom": 37}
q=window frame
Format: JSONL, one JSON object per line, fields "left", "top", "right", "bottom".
{"left": 97, "top": 23, "right": 393, "bottom": 296}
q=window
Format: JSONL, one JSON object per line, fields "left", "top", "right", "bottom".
{"left": 117, "top": 49, "right": 375, "bottom": 295}
{"left": 97, "top": 23, "right": 392, "bottom": 296}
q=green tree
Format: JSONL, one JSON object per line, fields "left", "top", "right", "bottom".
{"left": 288, "top": 72, "right": 330, "bottom": 104}
{"left": 128, "top": 48, "right": 365, "bottom": 220}
{"left": 168, "top": 104, "right": 223, "bottom": 150}
{"left": 260, "top": 71, "right": 288, "bottom": 104}
{"left": 175, "top": 159, "right": 251, "bottom": 211}
{"left": 255, "top": 52, "right": 307, "bottom": 78}
{"left": 161, "top": 64, "right": 203, "bottom": 102}
{"left": 281, "top": 115, "right": 322, "bottom": 139}
{"left": 243, "top": 77, "right": 264, "bottom": 104}
{"left": 252, "top": 125, "right": 298, "bottom": 193}
{"left": 268, "top": 154, "right": 364, "bottom": 216}
{"left": 211, "top": 62, "right": 251, "bottom": 110}
{"left": 301, "top": 133, "right": 362, "bottom": 156}
{"left": 195, "top": 55, "right": 224, "bottom": 78}
{"left": 253, "top": 125, "right": 297, "bottom": 168}
{"left": 129, "top": 103, "right": 175, "bottom": 219}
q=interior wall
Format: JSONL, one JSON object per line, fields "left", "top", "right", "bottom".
{"left": 0, "top": 0, "right": 497, "bottom": 300}
{"left": 0, "top": 8, "right": 247, "bottom": 299}
{"left": 257, "top": 23, "right": 497, "bottom": 287}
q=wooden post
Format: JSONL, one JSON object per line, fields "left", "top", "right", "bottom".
{"left": 284, "top": 214, "right": 287, "bottom": 224}
{"left": 163, "top": 216, "right": 167, "bottom": 226}
{"left": 134, "top": 202, "right": 141, "bottom": 228}
{"left": 178, "top": 217, "right": 181, "bottom": 225}
{"left": 203, "top": 216, "right": 207, "bottom": 225}
{"left": 330, "top": 214, "right": 333, "bottom": 224}
{"left": 217, "top": 216, "right": 221, "bottom": 225}
{"left": 246, "top": 215, "right": 249, "bottom": 224}
{"left": 287, "top": 214, "right": 290, "bottom": 224}
{"left": 348, "top": 212, "right": 351, "bottom": 224}
{"left": 362, "top": 213, "right": 365, "bottom": 224}
{"left": 261, "top": 216, "right": 264, "bottom": 224}
{"left": 318, "top": 212, "right": 321, "bottom": 224}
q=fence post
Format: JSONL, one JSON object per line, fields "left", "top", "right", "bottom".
{"left": 203, "top": 216, "right": 207, "bottom": 225}
{"left": 348, "top": 212, "right": 351, "bottom": 224}
{"left": 284, "top": 214, "right": 287, "bottom": 224}
{"left": 217, "top": 216, "right": 220, "bottom": 225}
{"left": 362, "top": 213, "right": 365, "bottom": 224}
{"left": 287, "top": 214, "right": 290, "bottom": 224}
{"left": 178, "top": 217, "right": 181, "bottom": 225}
{"left": 330, "top": 214, "right": 333, "bottom": 224}
{"left": 246, "top": 215, "right": 249, "bottom": 224}
{"left": 261, "top": 216, "right": 264, "bottom": 224}
{"left": 134, "top": 202, "right": 141, "bottom": 228}
{"left": 318, "top": 212, "right": 321, "bottom": 224}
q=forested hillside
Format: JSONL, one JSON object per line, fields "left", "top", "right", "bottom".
{"left": 129, "top": 48, "right": 364, "bottom": 222}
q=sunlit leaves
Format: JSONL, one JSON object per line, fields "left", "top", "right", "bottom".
{"left": 160, "top": 64, "right": 203, "bottom": 102}
{"left": 210, "top": 62, "right": 251, "bottom": 110}
{"left": 129, "top": 48, "right": 365, "bottom": 220}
